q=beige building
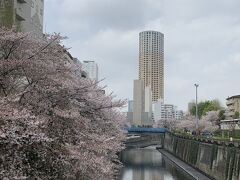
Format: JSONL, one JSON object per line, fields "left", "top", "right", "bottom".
{"left": 139, "top": 30, "right": 164, "bottom": 102}
{"left": 0, "top": 0, "right": 44, "bottom": 35}
{"left": 226, "top": 95, "right": 240, "bottom": 119}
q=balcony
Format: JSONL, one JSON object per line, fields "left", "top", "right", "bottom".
{"left": 226, "top": 100, "right": 234, "bottom": 106}
{"left": 17, "top": 0, "right": 27, "bottom": 3}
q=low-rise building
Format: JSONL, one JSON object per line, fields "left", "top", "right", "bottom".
{"left": 226, "top": 95, "right": 240, "bottom": 119}
{"left": 174, "top": 110, "right": 184, "bottom": 120}
{"left": 153, "top": 100, "right": 184, "bottom": 123}
{"left": 220, "top": 119, "right": 240, "bottom": 130}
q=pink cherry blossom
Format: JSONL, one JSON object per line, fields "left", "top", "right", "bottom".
{"left": 0, "top": 27, "right": 126, "bottom": 180}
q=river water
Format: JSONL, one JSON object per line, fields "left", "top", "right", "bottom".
{"left": 119, "top": 146, "right": 194, "bottom": 180}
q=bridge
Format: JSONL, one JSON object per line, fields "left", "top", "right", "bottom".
{"left": 127, "top": 127, "right": 168, "bottom": 134}
{"left": 124, "top": 127, "right": 167, "bottom": 148}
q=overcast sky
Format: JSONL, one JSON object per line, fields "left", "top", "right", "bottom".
{"left": 45, "top": 0, "right": 240, "bottom": 111}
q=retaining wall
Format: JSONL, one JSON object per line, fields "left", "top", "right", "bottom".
{"left": 164, "top": 133, "right": 240, "bottom": 180}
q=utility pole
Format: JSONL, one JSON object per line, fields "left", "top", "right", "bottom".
{"left": 194, "top": 84, "right": 199, "bottom": 131}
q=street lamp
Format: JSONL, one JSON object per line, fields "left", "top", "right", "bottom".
{"left": 194, "top": 84, "right": 199, "bottom": 131}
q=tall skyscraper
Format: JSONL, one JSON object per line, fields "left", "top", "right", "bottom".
{"left": 139, "top": 30, "right": 164, "bottom": 102}
{"left": 82, "top": 61, "right": 99, "bottom": 81}
{"left": 0, "top": 0, "right": 44, "bottom": 36}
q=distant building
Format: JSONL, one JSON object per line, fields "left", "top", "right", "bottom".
{"left": 139, "top": 30, "right": 164, "bottom": 102}
{"left": 188, "top": 101, "right": 195, "bottom": 114}
{"left": 161, "top": 104, "right": 175, "bottom": 120}
{"left": 153, "top": 99, "right": 163, "bottom": 122}
{"left": 127, "top": 100, "right": 134, "bottom": 123}
{"left": 226, "top": 95, "right": 240, "bottom": 119}
{"left": 128, "top": 100, "right": 133, "bottom": 112}
{"left": 64, "top": 54, "right": 87, "bottom": 79}
{"left": 220, "top": 119, "right": 240, "bottom": 130}
{"left": 153, "top": 100, "right": 183, "bottom": 123}
{"left": 0, "top": 0, "right": 44, "bottom": 36}
{"left": 82, "top": 61, "right": 98, "bottom": 81}
{"left": 129, "top": 79, "right": 153, "bottom": 127}
{"left": 174, "top": 110, "right": 184, "bottom": 120}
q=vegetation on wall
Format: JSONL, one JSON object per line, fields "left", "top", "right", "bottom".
{"left": 234, "top": 111, "right": 240, "bottom": 119}
{"left": 225, "top": 148, "right": 236, "bottom": 180}
{"left": 210, "top": 144, "right": 218, "bottom": 170}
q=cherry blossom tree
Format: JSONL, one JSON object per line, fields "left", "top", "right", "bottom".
{"left": 177, "top": 115, "right": 195, "bottom": 132}
{"left": 156, "top": 119, "right": 178, "bottom": 130}
{"left": 176, "top": 112, "right": 219, "bottom": 133}
{"left": 0, "top": 28, "right": 126, "bottom": 179}
{"left": 200, "top": 111, "right": 219, "bottom": 132}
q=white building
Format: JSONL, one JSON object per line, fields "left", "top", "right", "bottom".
{"left": 220, "top": 119, "right": 240, "bottom": 130}
{"left": 153, "top": 99, "right": 183, "bottom": 123}
{"left": 174, "top": 110, "right": 184, "bottom": 120}
{"left": 82, "top": 61, "right": 98, "bottom": 81}
{"left": 144, "top": 86, "right": 152, "bottom": 120}
{"left": 0, "top": 0, "right": 44, "bottom": 36}
{"left": 128, "top": 100, "right": 133, "bottom": 112}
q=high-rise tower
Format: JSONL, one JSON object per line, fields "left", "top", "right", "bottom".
{"left": 139, "top": 30, "right": 164, "bottom": 102}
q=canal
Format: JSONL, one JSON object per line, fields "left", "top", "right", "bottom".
{"left": 120, "top": 146, "right": 194, "bottom": 180}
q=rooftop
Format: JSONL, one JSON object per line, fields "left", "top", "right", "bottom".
{"left": 226, "top": 95, "right": 240, "bottom": 100}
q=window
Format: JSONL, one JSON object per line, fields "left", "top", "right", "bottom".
{"left": 40, "top": 9, "right": 43, "bottom": 16}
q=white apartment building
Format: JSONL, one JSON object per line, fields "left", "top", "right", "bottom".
{"left": 174, "top": 110, "right": 184, "bottom": 120}
{"left": 82, "top": 61, "right": 99, "bottom": 81}
{"left": 139, "top": 30, "right": 164, "bottom": 102}
{"left": 0, "top": 0, "right": 44, "bottom": 36}
{"left": 153, "top": 100, "right": 183, "bottom": 123}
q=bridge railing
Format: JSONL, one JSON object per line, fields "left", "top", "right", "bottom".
{"left": 127, "top": 127, "right": 168, "bottom": 134}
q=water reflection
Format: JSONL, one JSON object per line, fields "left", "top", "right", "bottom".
{"left": 120, "top": 147, "right": 194, "bottom": 180}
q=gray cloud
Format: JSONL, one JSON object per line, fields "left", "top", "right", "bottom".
{"left": 45, "top": 0, "right": 240, "bottom": 110}
{"left": 60, "top": 0, "right": 162, "bottom": 31}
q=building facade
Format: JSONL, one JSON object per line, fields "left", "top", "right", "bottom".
{"left": 220, "top": 119, "right": 240, "bottom": 130}
{"left": 128, "top": 100, "right": 134, "bottom": 112}
{"left": 0, "top": 0, "right": 44, "bottom": 36}
{"left": 226, "top": 95, "right": 240, "bottom": 119}
{"left": 82, "top": 61, "right": 99, "bottom": 81}
{"left": 139, "top": 30, "right": 164, "bottom": 102}
{"left": 153, "top": 100, "right": 183, "bottom": 123}
{"left": 130, "top": 79, "right": 153, "bottom": 127}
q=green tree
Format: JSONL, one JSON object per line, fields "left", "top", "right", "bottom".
{"left": 233, "top": 111, "right": 240, "bottom": 119}
{"left": 218, "top": 109, "right": 226, "bottom": 120}
{"left": 217, "top": 109, "right": 226, "bottom": 128}
{"left": 190, "top": 100, "right": 222, "bottom": 118}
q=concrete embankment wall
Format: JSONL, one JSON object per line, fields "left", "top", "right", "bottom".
{"left": 164, "top": 133, "right": 240, "bottom": 180}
